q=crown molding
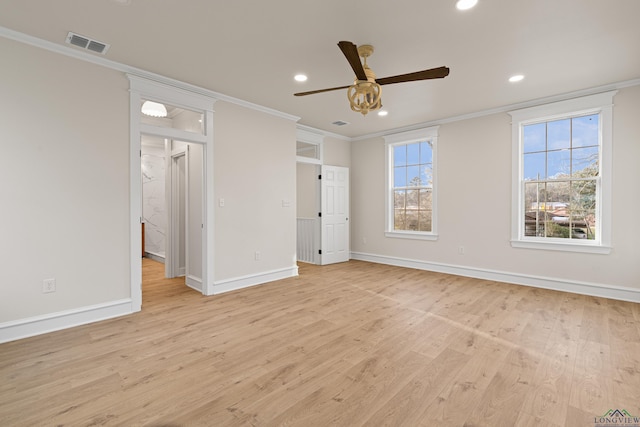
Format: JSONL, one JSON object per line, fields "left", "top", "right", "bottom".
{"left": 3, "top": 25, "right": 637, "bottom": 140}
{"left": 351, "top": 78, "right": 640, "bottom": 142}
{"left": 0, "top": 25, "right": 299, "bottom": 123}
{"left": 296, "top": 124, "right": 351, "bottom": 142}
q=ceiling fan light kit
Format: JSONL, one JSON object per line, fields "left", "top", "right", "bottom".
{"left": 294, "top": 41, "right": 449, "bottom": 116}
{"left": 347, "top": 44, "right": 382, "bottom": 115}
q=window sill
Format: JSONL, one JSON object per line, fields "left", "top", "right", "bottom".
{"left": 385, "top": 231, "right": 438, "bottom": 241}
{"left": 511, "top": 239, "right": 611, "bottom": 254}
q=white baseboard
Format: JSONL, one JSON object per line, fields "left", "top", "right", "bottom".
{"left": 351, "top": 251, "right": 640, "bottom": 303}
{"left": 209, "top": 265, "right": 299, "bottom": 295}
{"left": 0, "top": 299, "right": 135, "bottom": 344}
{"left": 186, "top": 275, "right": 202, "bottom": 292}
{"left": 144, "top": 252, "right": 165, "bottom": 263}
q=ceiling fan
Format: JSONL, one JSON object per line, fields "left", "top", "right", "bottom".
{"left": 294, "top": 41, "right": 450, "bottom": 116}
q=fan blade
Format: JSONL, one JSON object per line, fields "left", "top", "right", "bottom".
{"left": 338, "top": 41, "right": 368, "bottom": 81}
{"left": 294, "top": 85, "right": 351, "bottom": 96}
{"left": 376, "top": 66, "right": 450, "bottom": 86}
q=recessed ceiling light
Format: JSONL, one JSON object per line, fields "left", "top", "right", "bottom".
{"left": 378, "top": 110, "right": 388, "bottom": 117}
{"left": 456, "top": 0, "right": 478, "bottom": 10}
{"left": 294, "top": 74, "right": 308, "bottom": 82}
{"left": 509, "top": 74, "right": 525, "bottom": 83}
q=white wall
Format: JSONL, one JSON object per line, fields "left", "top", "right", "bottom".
{"left": 213, "top": 101, "right": 297, "bottom": 282}
{"left": 0, "top": 37, "right": 131, "bottom": 323}
{"left": 141, "top": 137, "right": 166, "bottom": 258}
{"left": 0, "top": 36, "right": 300, "bottom": 339}
{"left": 323, "top": 136, "right": 351, "bottom": 167}
{"left": 296, "top": 163, "right": 318, "bottom": 218}
{"left": 351, "top": 86, "right": 640, "bottom": 297}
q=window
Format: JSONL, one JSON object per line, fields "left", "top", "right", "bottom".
{"left": 384, "top": 126, "right": 438, "bottom": 240}
{"left": 509, "top": 91, "right": 615, "bottom": 254}
{"left": 296, "top": 128, "right": 323, "bottom": 164}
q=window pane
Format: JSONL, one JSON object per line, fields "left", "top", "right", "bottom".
{"left": 141, "top": 100, "right": 204, "bottom": 135}
{"left": 523, "top": 122, "right": 546, "bottom": 153}
{"left": 394, "top": 191, "right": 406, "bottom": 230}
{"left": 523, "top": 181, "right": 545, "bottom": 237}
{"left": 547, "top": 149, "right": 571, "bottom": 178}
{"left": 394, "top": 166, "right": 407, "bottom": 187}
{"left": 525, "top": 182, "right": 558, "bottom": 237}
{"left": 296, "top": 141, "right": 319, "bottom": 159}
{"left": 394, "top": 190, "right": 406, "bottom": 209}
{"left": 420, "top": 142, "right": 433, "bottom": 163}
{"left": 407, "top": 143, "right": 420, "bottom": 165}
{"left": 524, "top": 182, "right": 540, "bottom": 212}
{"left": 406, "top": 189, "right": 419, "bottom": 208}
{"left": 572, "top": 114, "right": 599, "bottom": 148}
{"left": 394, "top": 145, "right": 406, "bottom": 166}
{"left": 572, "top": 146, "right": 598, "bottom": 176}
{"left": 523, "top": 152, "right": 545, "bottom": 180}
{"left": 419, "top": 189, "right": 432, "bottom": 209}
{"left": 407, "top": 165, "right": 421, "bottom": 186}
{"left": 420, "top": 164, "right": 433, "bottom": 186}
{"left": 572, "top": 209, "right": 596, "bottom": 240}
{"left": 394, "top": 209, "right": 406, "bottom": 230}
{"left": 546, "top": 221, "right": 570, "bottom": 239}
{"left": 418, "top": 211, "right": 432, "bottom": 232}
{"left": 546, "top": 180, "right": 571, "bottom": 205}
{"left": 571, "top": 180, "right": 596, "bottom": 213}
{"left": 406, "top": 210, "right": 419, "bottom": 230}
{"left": 547, "top": 118, "right": 571, "bottom": 150}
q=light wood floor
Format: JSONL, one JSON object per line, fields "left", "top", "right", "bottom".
{"left": 1, "top": 259, "right": 639, "bottom": 426}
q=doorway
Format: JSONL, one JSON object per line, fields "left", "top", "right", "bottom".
{"left": 141, "top": 137, "right": 204, "bottom": 293}
{"left": 295, "top": 162, "right": 350, "bottom": 266}
{"left": 129, "top": 73, "right": 215, "bottom": 310}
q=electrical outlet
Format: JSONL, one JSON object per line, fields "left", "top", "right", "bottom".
{"left": 43, "top": 278, "right": 56, "bottom": 293}
{"left": 458, "top": 246, "right": 465, "bottom": 255}
{"left": 255, "top": 251, "right": 261, "bottom": 261}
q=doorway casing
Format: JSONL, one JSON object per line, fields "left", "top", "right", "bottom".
{"left": 129, "top": 75, "right": 216, "bottom": 310}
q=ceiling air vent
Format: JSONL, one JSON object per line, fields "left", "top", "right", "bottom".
{"left": 65, "top": 32, "right": 110, "bottom": 55}
{"left": 332, "top": 120, "right": 350, "bottom": 127}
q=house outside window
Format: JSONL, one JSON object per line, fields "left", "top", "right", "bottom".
{"left": 509, "top": 91, "right": 615, "bottom": 254}
{"left": 384, "top": 126, "right": 438, "bottom": 241}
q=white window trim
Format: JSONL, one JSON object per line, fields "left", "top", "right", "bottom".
{"left": 508, "top": 91, "right": 616, "bottom": 254}
{"left": 384, "top": 126, "right": 439, "bottom": 241}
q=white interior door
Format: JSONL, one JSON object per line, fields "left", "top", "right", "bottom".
{"left": 321, "top": 165, "right": 349, "bottom": 265}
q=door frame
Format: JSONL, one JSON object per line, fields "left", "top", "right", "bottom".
{"left": 167, "top": 148, "right": 187, "bottom": 279}
{"left": 129, "top": 75, "right": 216, "bottom": 310}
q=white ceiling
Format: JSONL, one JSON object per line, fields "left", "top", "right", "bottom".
{"left": 1, "top": 0, "right": 639, "bottom": 138}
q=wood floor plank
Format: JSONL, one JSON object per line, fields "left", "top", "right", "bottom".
{"left": 362, "top": 347, "right": 471, "bottom": 426}
{"left": 0, "top": 258, "right": 638, "bottom": 426}
{"left": 569, "top": 339, "right": 614, "bottom": 416}
{"left": 463, "top": 347, "right": 540, "bottom": 426}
